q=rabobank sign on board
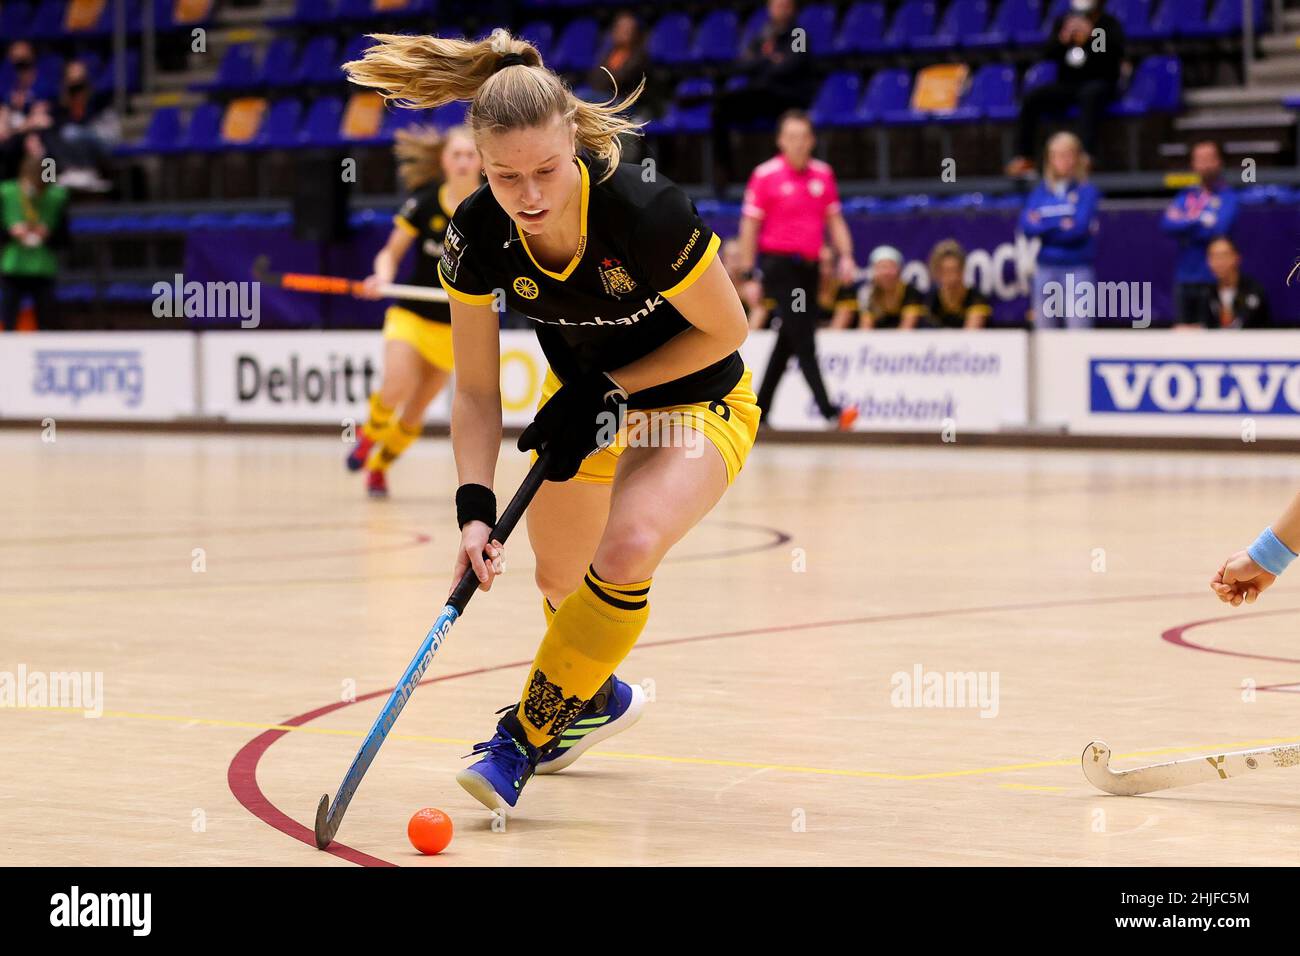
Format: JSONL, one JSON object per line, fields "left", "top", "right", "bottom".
{"left": 1091, "top": 360, "right": 1300, "bottom": 415}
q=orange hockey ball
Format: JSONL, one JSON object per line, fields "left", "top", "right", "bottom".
{"left": 407, "top": 808, "right": 453, "bottom": 855}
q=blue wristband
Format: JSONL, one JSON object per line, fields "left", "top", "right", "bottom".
{"left": 1247, "top": 527, "right": 1297, "bottom": 576}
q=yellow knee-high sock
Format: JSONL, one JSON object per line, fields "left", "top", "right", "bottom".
{"left": 515, "top": 565, "right": 652, "bottom": 747}
{"left": 362, "top": 392, "right": 394, "bottom": 442}
{"left": 367, "top": 420, "right": 421, "bottom": 472}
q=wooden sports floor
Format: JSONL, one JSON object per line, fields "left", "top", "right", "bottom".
{"left": 4, "top": 429, "right": 1300, "bottom": 866}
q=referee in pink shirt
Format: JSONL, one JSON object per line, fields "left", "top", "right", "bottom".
{"left": 738, "top": 111, "right": 858, "bottom": 431}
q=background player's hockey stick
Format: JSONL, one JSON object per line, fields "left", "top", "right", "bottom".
{"left": 1082, "top": 739, "right": 1300, "bottom": 795}
{"left": 314, "top": 449, "right": 552, "bottom": 849}
{"left": 252, "top": 255, "right": 449, "bottom": 303}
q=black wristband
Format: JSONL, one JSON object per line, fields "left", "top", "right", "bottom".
{"left": 455, "top": 483, "right": 497, "bottom": 529}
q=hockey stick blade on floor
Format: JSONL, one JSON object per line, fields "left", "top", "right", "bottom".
{"left": 1082, "top": 739, "right": 1300, "bottom": 796}
{"left": 314, "top": 450, "right": 552, "bottom": 850}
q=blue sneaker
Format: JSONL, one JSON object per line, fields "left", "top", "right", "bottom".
{"left": 536, "top": 674, "right": 645, "bottom": 775}
{"left": 456, "top": 711, "right": 541, "bottom": 813}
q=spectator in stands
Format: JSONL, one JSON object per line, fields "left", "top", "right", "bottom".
{"left": 46, "top": 60, "right": 119, "bottom": 193}
{"left": 1, "top": 149, "right": 70, "bottom": 331}
{"left": 1019, "top": 132, "right": 1100, "bottom": 328}
{"left": 1, "top": 42, "right": 53, "bottom": 181}
{"left": 1006, "top": 0, "right": 1125, "bottom": 176}
{"left": 1175, "top": 236, "right": 1271, "bottom": 330}
{"left": 588, "top": 12, "right": 648, "bottom": 100}
{"left": 711, "top": 0, "right": 817, "bottom": 195}
{"left": 819, "top": 245, "right": 860, "bottom": 329}
{"left": 1162, "top": 140, "right": 1239, "bottom": 326}
{"left": 926, "top": 240, "right": 991, "bottom": 329}
{"left": 858, "top": 246, "right": 927, "bottom": 330}
{"left": 740, "top": 110, "right": 857, "bottom": 430}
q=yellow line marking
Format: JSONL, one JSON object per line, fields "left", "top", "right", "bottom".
{"left": 12, "top": 707, "right": 1300, "bottom": 785}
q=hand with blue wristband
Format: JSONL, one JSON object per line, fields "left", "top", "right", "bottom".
{"left": 1212, "top": 497, "right": 1300, "bottom": 606}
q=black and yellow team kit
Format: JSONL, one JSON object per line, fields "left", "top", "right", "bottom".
{"left": 438, "top": 155, "right": 759, "bottom": 484}
{"left": 385, "top": 181, "right": 457, "bottom": 371}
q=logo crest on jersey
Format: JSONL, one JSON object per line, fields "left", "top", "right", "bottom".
{"left": 441, "top": 222, "right": 466, "bottom": 282}
{"left": 597, "top": 258, "right": 637, "bottom": 297}
{"left": 430, "top": 214, "right": 447, "bottom": 233}
{"left": 513, "top": 276, "right": 539, "bottom": 299}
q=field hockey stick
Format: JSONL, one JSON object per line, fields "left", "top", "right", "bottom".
{"left": 1082, "top": 739, "right": 1300, "bottom": 796}
{"left": 252, "top": 255, "right": 449, "bottom": 304}
{"left": 314, "top": 449, "right": 553, "bottom": 850}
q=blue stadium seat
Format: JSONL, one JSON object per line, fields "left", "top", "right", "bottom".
{"left": 645, "top": 80, "right": 712, "bottom": 135}
{"left": 259, "top": 37, "right": 300, "bottom": 88}
{"left": 551, "top": 17, "right": 601, "bottom": 72}
{"left": 968, "top": 0, "right": 1040, "bottom": 48}
{"left": 336, "top": 0, "right": 373, "bottom": 19}
{"left": 301, "top": 97, "right": 344, "bottom": 146}
{"left": 1108, "top": 54, "right": 1181, "bottom": 116}
{"left": 0, "top": 2, "right": 33, "bottom": 40}
{"left": 1019, "top": 0, "right": 1067, "bottom": 44}
{"left": 649, "top": 13, "right": 694, "bottom": 66}
{"left": 738, "top": 6, "right": 768, "bottom": 51}
{"left": 93, "top": 49, "right": 141, "bottom": 96}
{"left": 518, "top": 21, "right": 555, "bottom": 62}
{"left": 833, "top": 2, "right": 888, "bottom": 55}
{"left": 913, "top": 0, "right": 989, "bottom": 50}
{"left": 1107, "top": 0, "right": 1157, "bottom": 42}
{"left": 691, "top": 10, "right": 739, "bottom": 64}
{"left": 857, "top": 68, "right": 913, "bottom": 124}
{"left": 195, "top": 43, "right": 257, "bottom": 92}
{"left": 808, "top": 71, "right": 863, "bottom": 128}
{"left": 1147, "top": 0, "right": 1183, "bottom": 38}
{"left": 1021, "top": 60, "right": 1058, "bottom": 93}
{"left": 339, "top": 35, "right": 377, "bottom": 69}
{"left": 381, "top": 106, "right": 432, "bottom": 136}
{"left": 799, "top": 4, "right": 837, "bottom": 54}
{"left": 430, "top": 100, "right": 468, "bottom": 129}
{"left": 177, "top": 101, "right": 223, "bottom": 152}
{"left": 33, "top": 53, "right": 64, "bottom": 100}
{"left": 942, "top": 63, "right": 1018, "bottom": 121}
{"left": 116, "top": 105, "right": 182, "bottom": 156}
{"left": 297, "top": 35, "right": 341, "bottom": 85}
{"left": 26, "top": 0, "right": 66, "bottom": 39}
{"left": 883, "top": 0, "right": 938, "bottom": 52}
{"left": 255, "top": 98, "right": 304, "bottom": 148}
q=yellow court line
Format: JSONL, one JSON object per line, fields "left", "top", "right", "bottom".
{"left": 11, "top": 707, "right": 1300, "bottom": 786}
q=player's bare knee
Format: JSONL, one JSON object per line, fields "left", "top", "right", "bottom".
{"left": 594, "top": 525, "right": 662, "bottom": 582}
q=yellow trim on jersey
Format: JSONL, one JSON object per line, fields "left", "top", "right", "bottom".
{"left": 519, "top": 157, "right": 590, "bottom": 282}
{"left": 661, "top": 233, "right": 721, "bottom": 299}
{"left": 438, "top": 266, "right": 495, "bottom": 306}
{"left": 393, "top": 215, "right": 418, "bottom": 236}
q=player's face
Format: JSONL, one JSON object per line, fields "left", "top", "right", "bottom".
{"left": 777, "top": 119, "right": 814, "bottom": 166}
{"left": 1047, "top": 141, "right": 1078, "bottom": 180}
{"left": 1192, "top": 144, "right": 1222, "bottom": 182}
{"left": 1207, "top": 241, "right": 1237, "bottom": 280}
{"left": 442, "top": 132, "right": 481, "bottom": 182}
{"left": 873, "top": 259, "right": 900, "bottom": 287}
{"left": 935, "top": 255, "right": 962, "bottom": 289}
{"left": 478, "top": 117, "right": 579, "bottom": 235}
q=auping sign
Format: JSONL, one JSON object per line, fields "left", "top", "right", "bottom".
{"left": 1090, "top": 359, "right": 1300, "bottom": 415}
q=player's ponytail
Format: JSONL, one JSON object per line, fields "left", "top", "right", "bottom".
{"left": 344, "top": 28, "right": 643, "bottom": 182}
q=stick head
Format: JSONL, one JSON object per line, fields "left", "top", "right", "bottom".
{"left": 314, "top": 793, "right": 333, "bottom": 849}
{"left": 1082, "top": 740, "right": 1126, "bottom": 794}
{"left": 1083, "top": 740, "right": 1112, "bottom": 769}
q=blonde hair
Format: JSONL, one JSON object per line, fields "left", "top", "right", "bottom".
{"left": 393, "top": 124, "right": 442, "bottom": 191}
{"left": 1043, "top": 131, "right": 1090, "bottom": 188}
{"left": 928, "top": 239, "right": 966, "bottom": 279}
{"left": 345, "top": 28, "right": 644, "bottom": 181}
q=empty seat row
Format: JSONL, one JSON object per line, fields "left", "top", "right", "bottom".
{"left": 648, "top": 55, "right": 1181, "bottom": 133}
{"left": 193, "top": 35, "right": 377, "bottom": 92}
{"left": 117, "top": 94, "right": 467, "bottom": 154}
{"left": 2, "top": 0, "right": 213, "bottom": 41}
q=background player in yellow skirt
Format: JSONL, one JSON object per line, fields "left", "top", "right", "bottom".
{"left": 346, "top": 125, "right": 482, "bottom": 497}
{"left": 347, "top": 29, "right": 760, "bottom": 813}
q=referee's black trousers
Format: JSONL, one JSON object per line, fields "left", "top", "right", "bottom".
{"left": 755, "top": 253, "right": 837, "bottom": 421}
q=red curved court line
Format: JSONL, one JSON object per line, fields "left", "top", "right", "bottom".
{"left": 1161, "top": 607, "right": 1300, "bottom": 664}
{"left": 229, "top": 586, "right": 1217, "bottom": 867}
